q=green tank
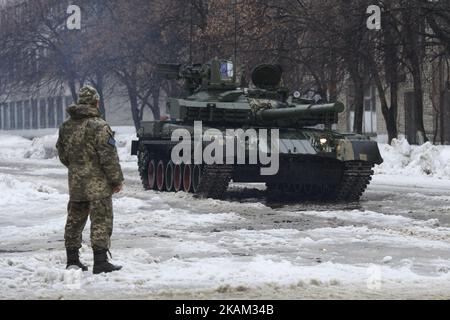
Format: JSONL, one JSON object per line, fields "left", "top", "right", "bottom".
{"left": 131, "top": 59, "right": 383, "bottom": 201}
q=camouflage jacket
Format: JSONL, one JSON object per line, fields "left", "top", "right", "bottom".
{"left": 56, "top": 104, "right": 124, "bottom": 202}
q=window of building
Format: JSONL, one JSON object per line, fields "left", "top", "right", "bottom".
{"left": 363, "top": 86, "right": 377, "bottom": 134}
{"left": 9, "top": 102, "right": 15, "bottom": 130}
{"left": 347, "top": 85, "right": 378, "bottom": 135}
{"left": 16, "top": 101, "right": 23, "bottom": 130}
{"left": 24, "top": 100, "right": 31, "bottom": 129}
{"left": 364, "top": 86, "right": 377, "bottom": 112}
{"left": 2, "top": 103, "right": 8, "bottom": 130}
{"left": 31, "top": 99, "right": 38, "bottom": 129}
{"left": 56, "top": 96, "right": 64, "bottom": 126}
{"left": 39, "top": 99, "right": 46, "bottom": 128}
{"left": 65, "top": 96, "right": 73, "bottom": 118}
{"left": 47, "top": 97, "right": 55, "bottom": 128}
{"left": 65, "top": 96, "right": 74, "bottom": 107}
{"left": 0, "top": 104, "right": 3, "bottom": 130}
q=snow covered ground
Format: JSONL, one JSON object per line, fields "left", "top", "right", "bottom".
{"left": 0, "top": 128, "right": 449, "bottom": 299}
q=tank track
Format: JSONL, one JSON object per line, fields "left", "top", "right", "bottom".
{"left": 138, "top": 142, "right": 373, "bottom": 202}
{"left": 266, "top": 161, "right": 374, "bottom": 202}
{"left": 137, "top": 148, "right": 150, "bottom": 190}
{"left": 195, "top": 164, "right": 234, "bottom": 199}
{"left": 331, "top": 161, "right": 374, "bottom": 202}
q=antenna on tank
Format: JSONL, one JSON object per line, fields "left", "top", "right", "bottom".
{"left": 233, "top": 0, "right": 246, "bottom": 87}
{"left": 233, "top": 0, "right": 238, "bottom": 64}
{"left": 189, "top": 0, "right": 193, "bottom": 64}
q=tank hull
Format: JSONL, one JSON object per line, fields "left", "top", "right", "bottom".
{"left": 132, "top": 122, "right": 381, "bottom": 202}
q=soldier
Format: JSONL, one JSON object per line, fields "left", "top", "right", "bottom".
{"left": 56, "top": 85, "right": 124, "bottom": 274}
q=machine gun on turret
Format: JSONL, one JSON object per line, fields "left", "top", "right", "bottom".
{"left": 156, "top": 59, "right": 237, "bottom": 96}
{"left": 155, "top": 63, "right": 204, "bottom": 96}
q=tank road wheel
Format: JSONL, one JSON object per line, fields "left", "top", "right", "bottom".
{"left": 173, "top": 164, "right": 183, "bottom": 192}
{"left": 156, "top": 160, "right": 165, "bottom": 191}
{"left": 183, "top": 164, "right": 193, "bottom": 193}
{"left": 192, "top": 165, "right": 202, "bottom": 193}
{"left": 147, "top": 160, "right": 156, "bottom": 190}
{"left": 165, "top": 161, "right": 174, "bottom": 192}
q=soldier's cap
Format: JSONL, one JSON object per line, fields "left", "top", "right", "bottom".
{"left": 78, "top": 85, "right": 100, "bottom": 106}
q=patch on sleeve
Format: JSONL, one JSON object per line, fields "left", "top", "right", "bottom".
{"left": 106, "top": 126, "right": 115, "bottom": 137}
{"left": 107, "top": 136, "right": 116, "bottom": 147}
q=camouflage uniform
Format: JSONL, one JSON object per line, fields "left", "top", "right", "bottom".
{"left": 57, "top": 86, "right": 124, "bottom": 251}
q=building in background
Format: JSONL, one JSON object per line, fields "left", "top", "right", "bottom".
{"left": 0, "top": 0, "right": 137, "bottom": 133}
{"left": 337, "top": 53, "right": 450, "bottom": 144}
{"left": 0, "top": 0, "right": 449, "bottom": 146}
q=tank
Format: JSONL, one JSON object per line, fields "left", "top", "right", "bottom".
{"left": 131, "top": 59, "right": 383, "bottom": 201}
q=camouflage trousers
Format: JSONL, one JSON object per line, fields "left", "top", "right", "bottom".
{"left": 65, "top": 197, "right": 113, "bottom": 251}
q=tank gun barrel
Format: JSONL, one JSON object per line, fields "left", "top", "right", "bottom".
{"left": 155, "top": 64, "right": 202, "bottom": 80}
{"left": 256, "top": 102, "right": 345, "bottom": 121}
{"left": 155, "top": 64, "right": 182, "bottom": 80}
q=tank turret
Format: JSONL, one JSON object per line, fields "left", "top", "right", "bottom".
{"left": 156, "top": 60, "right": 345, "bottom": 127}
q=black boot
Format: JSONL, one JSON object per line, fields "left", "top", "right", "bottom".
{"left": 66, "top": 248, "right": 88, "bottom": 272}
{"left": 93, "top": 249, "right": 122, "bottom": 274}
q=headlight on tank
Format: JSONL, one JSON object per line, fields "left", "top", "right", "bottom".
{"left": 313, "top": 136, "right": 334, "bottom": 153}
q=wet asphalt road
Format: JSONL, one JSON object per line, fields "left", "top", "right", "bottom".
{"left": 1, "top": 159, "right": 450, "bottom": 299}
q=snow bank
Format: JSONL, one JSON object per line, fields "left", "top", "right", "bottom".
{"left": 0, "top": 173, "right": 67, "bottom": 244}
{"left": 114, "top": 132, "right": 138, "bottom": 163}
{"left": 0, "top": 134, "right": 32, "bottom": 159}
{"left": 24, "top": 134, "right": 59, "bottom": 160}
{"left": 376, "top": 137, "right": 450, "bottom": 179}
{"left": 0, "top": 127, "right": 137, "bottom": 163}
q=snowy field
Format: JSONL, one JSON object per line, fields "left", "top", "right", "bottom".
{"left": 0, "top": 127, "right": 450, "bottom": 300}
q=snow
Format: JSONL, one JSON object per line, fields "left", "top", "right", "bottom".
{"left": 0, "top": 128, "right": 450, "bottom": 299}
{"left": 0, "top": 134, "right": 33, "bottom": 159}
{"left": 382, "top": 256, "right": 393, "bottom": 264}
{"left": 0, "top": 126, "right": 137, "bottom": 163}
{"left": 23, "top": 134, "right": 59, "bottom": 160}
{"left": 376, "top": 136, "right": 450, "bottom": 179}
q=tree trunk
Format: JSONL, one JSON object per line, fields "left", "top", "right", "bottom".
{"left": 373, "top": 67, "right": 398, "bottom": 144}
{"left": 411, "top": 63, "right": 428, "bottom": 144}
{"left": 95, "top": 74, "right": 106, "bottom": 119}
{"left": 127, "top": 86, "right": 141, "bottom": 131}
{"left": 387, "top": 81, "right": 399, "bottom": 144}
{"left": 151, "top": 88, "right": 161, "bottom": 120}
{"left": 402, "top": 5, "right": 428, "bottom": 144}
{"left": 328, "top": 50, "right": 338, "bottom": 102}
{"left": 68, "top": 79, "right": 78, "bottom": 104}
{"left": 352, "top": 75, "right": 364, "bottom": 134}
{"left": 383, "top": 10, "right": 399, "bottom": 144}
